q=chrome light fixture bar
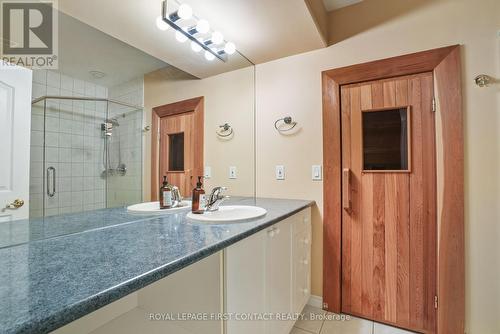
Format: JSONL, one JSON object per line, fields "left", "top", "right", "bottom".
{"left": 161, "top": 0, "right": 233, "bottom": 62}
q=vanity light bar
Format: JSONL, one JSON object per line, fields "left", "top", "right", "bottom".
{"left": 161, "top": 0, "right": 231, "bottom": 62}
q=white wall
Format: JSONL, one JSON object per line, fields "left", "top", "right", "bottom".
{"left": 255, "top": 0, "right": 499, "bottom": 332}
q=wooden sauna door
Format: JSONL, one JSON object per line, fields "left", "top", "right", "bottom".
{"left": 159, "top": 112, "right": 197, "bottom": 197}
{"left": 340, "top": 72, "right": 437, "bottom": 333}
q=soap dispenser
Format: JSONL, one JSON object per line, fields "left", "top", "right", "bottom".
{"left": 192, "top": 176, "right": 206, "bottom": 214}
{"left": 159, "top": 176, "right": 173, "bottom": 209}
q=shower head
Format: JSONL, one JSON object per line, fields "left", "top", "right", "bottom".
{"left": 106, "top": 118, "right": 120, "bottom": 126}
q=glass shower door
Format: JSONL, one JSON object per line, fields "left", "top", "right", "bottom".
{"left": 31, "top": 98, "right": 109, "bottom": 217}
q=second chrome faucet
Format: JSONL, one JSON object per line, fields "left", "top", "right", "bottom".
{"left": 205, "top": 186, "right": 230, "bottom": 212}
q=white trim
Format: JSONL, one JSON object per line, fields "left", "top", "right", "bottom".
{"left": 307, "top": 295, "right": 323, "bottom": 309}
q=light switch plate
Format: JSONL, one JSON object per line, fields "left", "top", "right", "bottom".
{"left": 312, "top": 165, "right": 322, "bottom": 181}
{"left": 276, "top": 165, "right": 285, "bottom": 180}
{"left": 204, "top": 166, "right": 211, "bottom": 179}
{"left": 229, "top": 166, "right": 237, "bottom": 179}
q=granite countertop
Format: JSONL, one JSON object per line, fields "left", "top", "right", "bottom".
{"left": 0, "top": 197, "right": 313, "bottom": 334}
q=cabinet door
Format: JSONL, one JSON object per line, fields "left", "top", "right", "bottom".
{"left": 292, "top": 227, "right": 311, "bottom": 312}
{"left": 265, "top": 220, "right": 293, "bottom": 334}
{"left": 225, "top": 231, "right": 266, "bottom": 334}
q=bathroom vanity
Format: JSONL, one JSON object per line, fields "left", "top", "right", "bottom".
{"left": 0, "top": 197, "right": 312, "bottom": 334}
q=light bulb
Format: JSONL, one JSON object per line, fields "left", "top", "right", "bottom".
{"left": 156, "top": 16, "right": 169, "bottom": 31}
{"left": 211, "top": 31, "right": 224, "bottom": 44}
{"left": 191, "top": 41, "right": 202, "bottom": 52}
{"left": 177, "top": 4, "right": 192, "bottom": 20}
{"left": 204, "top": 50, "right": 215, "bottom": 61}
{"left": 175, "top": 30, "right": 188, "bottom": 43}
{"left": 196, "top": 19, "right": 210, "bottom": 34}
{"left": 224, "top": 42, "right": 236, "bottom": 55}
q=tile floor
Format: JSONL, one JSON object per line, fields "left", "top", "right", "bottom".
{"left": 290, "top": 305, "right": 416, "bottom": 334}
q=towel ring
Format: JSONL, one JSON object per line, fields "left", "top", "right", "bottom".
{"left": 274, "top": 116, "right": 297, "bottom": 133}
{"left": 216, "top": 123, "right": 233, "bottom": 138}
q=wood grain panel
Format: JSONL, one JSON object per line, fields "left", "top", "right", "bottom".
{"left": 409, "top": 75, "right": 425, "bottom": 330}
{"left": 395, "top": 79, "right": 410, "bottom": 328}
{"left": 360, "top": 84, "right": 374, "bottom": 317}
{"left": 372, "top": 173, "right": 386, "bottom": 321}
{"left": 340, "top": 86, "right": 352, "bottom": 312}
{"left": 349, "top": 86, "right": 362, "bottom": 314}
{"left": 371, "top": 81, "right": 385, "bottom": 321}
{"left": 420, "top": 74, "right": 437, "bottom": 332}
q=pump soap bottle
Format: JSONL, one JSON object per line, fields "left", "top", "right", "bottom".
{"left": 159, "top": 176, "right": 173, "bottom": 209}
{"left": 192, "top": 176, "right": 206, "bottom": 214}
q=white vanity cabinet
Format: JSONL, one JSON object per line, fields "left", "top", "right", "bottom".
{"left": 51, "top": 207, "right": 312, "bottom": 334}
{"left": 225, "top": 207, "right": 312, "bottom": 334}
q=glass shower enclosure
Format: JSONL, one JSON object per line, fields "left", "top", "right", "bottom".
{"left": 30, "top": 96, "right": 143, "bottom": 218}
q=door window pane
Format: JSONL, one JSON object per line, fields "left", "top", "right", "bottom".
{"left": 168, "top": 132, "right": 184, "bottom": 171}
{"left": 362, "top": 107, "right": 410, "bottom": 171}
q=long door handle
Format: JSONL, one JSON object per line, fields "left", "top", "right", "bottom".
{"left": 47, "top": 166, "right": 56, "bottom": 197}
{"left": 342, "top": 168, "right": 351, "bottom": 212}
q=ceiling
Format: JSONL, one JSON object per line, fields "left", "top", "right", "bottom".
{"left": 57, "top": 11, "right": 172, "bottom": 87}
{"left": 322, "top": 0, "right": 363, "bottom": 11}
{"left": 58, "top": 0, "right": 326, "bottom": 78}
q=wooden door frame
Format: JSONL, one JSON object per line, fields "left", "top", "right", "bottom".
{"left": 322, "top": 45, "right": 464, "bottom": 334}
{"left": 151, "top": 96, "right": 204, "bottom": 201}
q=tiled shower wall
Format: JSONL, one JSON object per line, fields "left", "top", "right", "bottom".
{"left": 30, "top": 70, "right": 108, "bottom": 217}
{"left": 106, "top": 77, "right": 144, "bottom": 207}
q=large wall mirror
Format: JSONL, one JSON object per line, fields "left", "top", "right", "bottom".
{"left": 1, "top": 4, "right": 255, "bottom": 247}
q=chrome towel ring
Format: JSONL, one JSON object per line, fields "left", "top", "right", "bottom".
{"left": 274, "top": 116, "right": 297, "bottom": 133}
{"left": 216, "top": 123, "right": 233, "bottom": 138}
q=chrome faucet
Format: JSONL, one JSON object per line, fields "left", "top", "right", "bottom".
{"left": 206, "top": 187, "right": 229, "bottom": 212}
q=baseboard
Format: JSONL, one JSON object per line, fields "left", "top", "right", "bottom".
{"left": 307, "top": 295, "right": 323, "bottom": 309}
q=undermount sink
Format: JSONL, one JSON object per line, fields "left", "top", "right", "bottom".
{"left": 127, "top": 201, "right": 191, "bottom": 214}
{"left": 186, "top": 205, "right": 267, "bottom": 223}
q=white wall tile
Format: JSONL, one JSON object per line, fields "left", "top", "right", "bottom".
{"left": 45, "top": 147, "right": 59, "bottom": 162}
{"left": 83, "top": 190, "right": 94, "bottom": 205}
{"left": 31, "top": 130, "right": 44, "bottom": 147}
{"left": 73, "top": 79, "right": 85, "bottom": 94}
{"left": 45, "top": 132, "right": 59, "bottom": 147}
{"left": 58, "top": 163, "right": 72, "bottom": 177}
{"left": 59, "top": 133, "right": 72, "bottom": 148}
{"left": 59, "top": 177, "right": 72, "bottom": 192}
{"left": 84, "top": 82, "right": 96, "bottom": 96}
{"left": 71, "top": 192, "right": 83, "bottom": 206}
{"left": 33, "top": 70, "right": 47, "bottom": 85}
{"left": 59, "top": 119, "right": 73, "bottom": 134}
{"left": 32, "top": 83, "right": 46, "bottom": 99}
{"left": 45, "top": 117, "right": 59, "bottom": 132}
{"left": 60, "top": 74, "right": 74, "bottom": 91}
{"left": 71, "top": 177, "right": 83, "bottom": 192}
{"left": 46, "top": 71, "right": 60, "bottom": 88}
{"left": 59, "top": 148, "right": 72, "bottom": 163}
{"left": 71, "top": 163, "right": 84, "bottom": 177}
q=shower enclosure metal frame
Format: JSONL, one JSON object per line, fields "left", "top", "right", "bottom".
{"left": 31, "top": 95, "right": 144, "bottom": 217}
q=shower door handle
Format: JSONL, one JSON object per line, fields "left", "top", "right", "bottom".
{"left": 47, "top": 167, "right": 56, "bottom": 197}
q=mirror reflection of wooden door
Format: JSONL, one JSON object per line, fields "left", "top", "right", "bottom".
{"left": 160, "top": 113, "right": 193, "bottom": 197}
{"left": 151, "top": 97, "right": 204, "bottom": 200}
{"left": 341, "top": 73, "right": 436, "bottom": 333}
